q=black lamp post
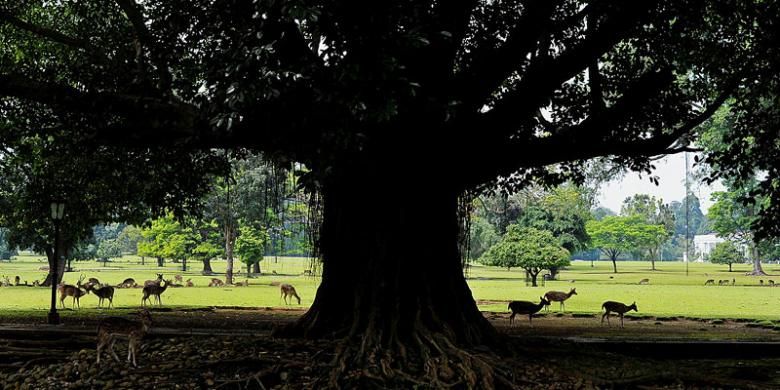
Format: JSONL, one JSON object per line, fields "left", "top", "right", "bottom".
{"left": 47, "top": 202, "right": 65, "bottom": 325}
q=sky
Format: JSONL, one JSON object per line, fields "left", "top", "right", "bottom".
{"left": 596, "top": 153, "right": 725, "bottom": 214}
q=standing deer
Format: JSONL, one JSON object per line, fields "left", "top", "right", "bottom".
{"left": 601, "top": 301, "right": 638, "bottom": 328}
{"left": 14, "top": 276, "right": 20, "bottom": 286}
{"left": 96, "top": 309, "right": 152, "bottom": 367}
{"left": 117, "top": 278, "right": 137, "bottom": 288}
{"left": 59, "top": 275, "right": 87, "bottom": 309}
{"left": 185, "top": 278, "right": 194, "bottom": 287}
{"left": 508, "top": 297, "right": 550, "bottom": 326}
{"left": 280, "top": 283, "right": 301, "bottom": 305}
{"left": 86, "top": 284, "right": 115, "bottom": 308}
{"left": 144, "top": 274, "right": 163, "bottom": 288}
{"left": 142, "top": 279, "right": 169, "bottom": 306}
{"left": 543, "top": 288, "right": 577, "bottom": 312}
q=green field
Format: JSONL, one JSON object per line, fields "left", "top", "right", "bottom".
{"left": 2, "top": 255, "right": 780, "bottom": 321}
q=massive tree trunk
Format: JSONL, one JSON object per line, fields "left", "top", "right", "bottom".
{"left": 274, "top": 166, "right": 499, "bottom": 387}
{"left": 252, "top": 261, "right": 261, "bottom": 275}
{"left": 157, "top": 257, "right": 164, "bottom": 267}
{"left": 42, "top": 238, "right": 69, "bottom": 287}
{"left": 748, "top": 245, "right": 767, "bottom": 276}
{"left": 202, "top": 257, "right": 214, "bottom": 274}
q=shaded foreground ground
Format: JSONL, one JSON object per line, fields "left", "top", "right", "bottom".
{"left": 2, "top": 308, "right": 780, "bottom": 389}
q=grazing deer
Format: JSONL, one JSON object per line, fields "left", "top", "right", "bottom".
{"left": 86, "top": 284, "right": 115, "bottom": 308}
{"left": 280, "top": 283, "right": 301, "bottom": 305}
{"left": 769, "top": 280, "right": 776, "bottom": 286}
{"left": 174, "top": 274, "right": 183, "bottom": 284}
{"left": 760, "top": 279, "right": 764, "bottom": 285}
{"left": 118, "top": 278, "right": 137, "bottom": 288}
{"left": 543, "top": 288, "right": 577, "bottom": 312}
{"left": 32, "top": 280, "right": 40, "bottom": 287}
{"left": 508, "top": 297, "right": 550, "bottom": 326}
{"left": 719, "top": 279, "right": 730, "bottom": 285}
{"left": 638, "top": 279, "right": 650, "bottom": 285}
{"left": 96, "top": 310, "right": 152, "bottom": 367}
{"left": 208, "top": 278, "right": 224, "bottom": 287}
{"left": 144, "top": 274, "right": 163, "bottom": 288}
{"left": 142, "top": 279, "right": 169, "bottom": 306}
{"left": 38, "top": 266, "right": 49, "bottom": 271}
{"left": 704, "top": 279, "right": 715, "bottom": 285}
{"left": 185, "top": 278, "right": 194, "bottom": 287}
{"left": 601, "top": 301, "right": 638, "bottom": 328}
{"left": 235, "top": 280, "right": 250, "bottom": 287}
{"left": 59, "top": 275, "right": 87, "bottom": 309}
{"left": 272, "top": 270, "right": 278, "bottom": 275}
{"left": 732, "top": 278, "right": 736, "bottom": 285}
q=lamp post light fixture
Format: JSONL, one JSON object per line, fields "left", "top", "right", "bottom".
{"left": 47, "top": 202, "right": 65, "bottom": 325}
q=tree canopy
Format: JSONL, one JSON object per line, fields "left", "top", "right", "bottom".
{"left": 480, "top": 225, "right": 570, "bottom": 286}
{"left": 709, "top": 241, "right": 743, "bottom": 272}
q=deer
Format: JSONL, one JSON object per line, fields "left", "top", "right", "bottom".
{"left": 85, "top": 283, "right": 115, "bottom": 308}
{"left": 543, "top": 288, "right": 577, "bottom": 312}
{"left": 174, "top": 274, "right": 183, "bottom": 284}
{"left": 185, "top": 278, "right": 194, "bottom": 287}
{"left": 142, "top": 279, "right": 169, "bottom": 306}
{"left": 508, "top": 297, "right": 550, "bottom": 326}
{"left": 235, "top": 280, "right": 249, "bottom": 287}
{"left": 280, "top": 283, "right": 301, "bottom": 305}
{"left": 208, "top": 278, "right": 224, "bottom": 287}
{"left": 38, "top": 266, "right": 49, "bottom": 271}
{"left": 59, "top": 275, "right": 87, "bottom": 309}
{"left": 638, "top": 278, "right": 650, "bottom": 285}
{"left": 96, "top": 309, "right": 152, "bottom": 367}
{"left": 88, "top": 277, "right": 101, "bottom": 286}
{"left": 117, "top": 278, "right": 137, "bottom": 288}
{"left": 704, "top": 279, "right": 715, "bottom": 285}
{"left": 32, "top": 280, "right": 40, "bottom": 287}
{"left": 601, "top": 301, "right": 638, "bottom": 328}
{"left": 14, "top": 276, "right": 20, "bottom": 286}
{"left": 719, "top": 279, "right": 730, "bottom": 285}
{"left": 144, "top": 274, "right": 163, "bottom": 288}
{"left": 769, "top": 280, "right": 776, "bottom": 286}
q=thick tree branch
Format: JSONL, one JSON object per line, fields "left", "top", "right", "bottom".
{"left": 0, "top": 10, "right": 90, "bottom": 50}
{"left": 115, "top": 0, "right": 172, "bottom": 92}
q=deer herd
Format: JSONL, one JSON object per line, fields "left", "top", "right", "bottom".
{"left": 508, "top": 287, "right": 639, "bottom": 329}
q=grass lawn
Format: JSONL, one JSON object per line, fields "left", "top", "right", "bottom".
{"left": 2, "top": 254, "right": 780, "bottom": 321}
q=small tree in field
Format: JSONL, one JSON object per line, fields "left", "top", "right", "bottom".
{"left": 709, "top": 241, "right": 743, "bottom": 272}
{"left": 586, "top": 216, "right": 649, "bottom": 273}
{"left": 235, "top": 225, "right": 270, "bottom": 275}
{"left": 480, "top": 226, "right": 570, "bottom": 287}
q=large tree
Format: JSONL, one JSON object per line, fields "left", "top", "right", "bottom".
{"left": 1, "top": 1, "right": 774, "bottom": 386}
{"left": 708, "top": 186, "right": 768, "bottom": 275}
{"left": 586, "top": 216, "right": 659, "bottom": 273}
{"left": 621, "top": 194, "right": 675, "bottom": 269}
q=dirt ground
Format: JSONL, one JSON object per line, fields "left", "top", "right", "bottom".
{"left": 2, "top": 307, "right": 780, "bottom": 389}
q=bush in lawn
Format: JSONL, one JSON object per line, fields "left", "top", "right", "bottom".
{"left": 480, "top": 225, "right": 570, "bottom": 286}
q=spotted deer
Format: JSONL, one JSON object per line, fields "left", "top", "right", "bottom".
{"left": 508, "top": 297, "right": 550, "bottom": 326}
{"left": 280, "top": 283, "right": 301, "bottom": 305}
{"left": 208, "top": 278, "right": 224, "bottom": 287}
{"left": 543, "top": 288, "right": 577, "bottom": 312}
{"left": 59, "top": 275, "right": 87, "bottom": 309}
{"left": 117, "top": 278, "right": 137, "bottom": 288}
{"left": 142, "top": 279, "right": 169, "bottom": 306}
{"left": 85, "top": 284, "right": 115, "bottom": 308}
{"left": 174, "top": 274, "right": 183, "bottom": 284}
{"left": 601, "top": 301, "right": 638, "bottom": 328}
{"left": 144, "top": 274, "right": 163, "bottom": 288}
{"left": 185, "top": 278, "right": 194, "bottom": 287}
{"left": 96, "top": 309, "right": 152, "bottom": 367}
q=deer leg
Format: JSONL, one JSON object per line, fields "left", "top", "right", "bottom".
{"left": 560, "top": 302, "right": 564, "bottom": 312}
{"left": 619, "top": 314, "right": 624, "bottom": 328}
{"left": 96, "top": 337, "right": 106, "bottom": 363}
{"left": 158, "top": 295, "right": 163, "bottom": 306}
{"left": 528, "top": 314, "right": 533, "bottom": 327}
{"left": 109, "top": 338, "right": 121, "bottom": 362}
{"left": 509, "top": 313, "right": 515, "bottom": 326}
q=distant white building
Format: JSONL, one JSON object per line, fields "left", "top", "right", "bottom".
{"left": 693, "top": 234, "right": 725, "bottom": 262}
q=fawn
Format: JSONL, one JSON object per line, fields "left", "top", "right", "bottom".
{"left": 543, "top": 288, "right": 576, "bottom": 312}
{"left": 117, "top": 278, "right": 137, "bottom": 288}
{"left": 59, "top": 275, "right": 87, "bottom": 309}
{"left": 508, "top": 297, "right": 550, "bottom": 326}
{"left": 185, "top": 278, "right": 194, "bottom": 287}
{"left": 144, "top": 274, "right": 163, "bottom": 288}
{"left": 280, "top": 283, "right": 301, "bottom": 304}
{"left": 142, "top": 279, "right": 169, "bottom": 306}
{"left": 96, "top": 309, "right": 153, "bottom": 367}
{"left": 601, "top": 301, "right": 638, "bottom": 328}
{"left": 86, "top": 284, "right": 115, "bottom": 308}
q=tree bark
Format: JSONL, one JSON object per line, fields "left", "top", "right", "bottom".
{"left": 42, "top": 238, "right": 69, "bottom": 287}
{"left": 728, "top": 263, "right": 732, "bottom": 272}
{"left": 252, "top": 261, "right": 261, "bottom": 275}
{"left": 202, "top": 257, "right": 214, "bottom": 274}
{"left": 529, "top": 270, "right": 539, "bottom": 287}
{"left": 748, "top": 245, "right": 767, "bottom": 276}
{"left": 157, "top": 257, "right": 164, "bottom": 267}
{"left": 612, "top": 257, "right": 618, "bottom": 273}
{"left": 225, "top": 224, "right": 235, "bottom": 285}
{"left": 141, "top": 256, "right": 145, "bottom": 265}
{"left": 274, "top": 168, "right": 498, "bottom": 385}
